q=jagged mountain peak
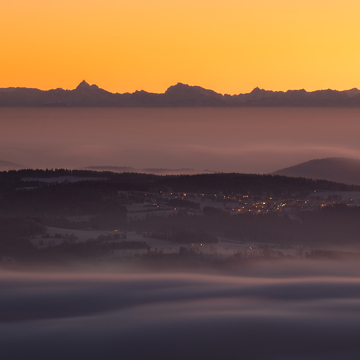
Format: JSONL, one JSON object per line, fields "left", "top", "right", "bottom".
{"left": 76, "top": 80, "right": 92, "bottom": 90}
{"left": 1, "top": 82, "right": 360, "bottom": 107}
{"left": 250, "top": 87, "right": 267, "bottom": 93}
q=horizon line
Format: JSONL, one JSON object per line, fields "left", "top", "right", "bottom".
{"left": 1, "top": 80, "right": 359, "bottom": 97}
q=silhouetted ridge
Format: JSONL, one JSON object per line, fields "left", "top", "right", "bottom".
{"left": 344, "top": 88, "right": 360, "bottom": 97}
{"left": 164, "top": 83, "right": 226, "bottom": 106}
{"left": 76, "top": 80, "right": 92, "bottom": 90}
{"left": 250, "top": 87, "right": 263, "bottom": 93}
{"left": 0, "top": 160, "right": 23, "bottom": 168}
{"left": 273, "top": 157, "right": 360, "bottom": 185}
{"left": 1, "top": 82, "right": 360, "bottom": 106}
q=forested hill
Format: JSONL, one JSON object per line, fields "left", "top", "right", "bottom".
{"left": 1, "top": 168, "right": 358, "bottom": 197}
{"left": 1, "top": 168, "right": 360, "bottom": 262}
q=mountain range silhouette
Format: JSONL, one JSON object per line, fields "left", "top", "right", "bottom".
{"left": 1, "top": 81, "right": 360, "bottom": 106}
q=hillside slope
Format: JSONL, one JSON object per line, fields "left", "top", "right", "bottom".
{"left": 273, "top": 158, "right": 360, "bottom": 185}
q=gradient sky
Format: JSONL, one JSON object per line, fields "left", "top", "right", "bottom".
{"left": 1, "top": 0, "right": 360, "bottom": 94}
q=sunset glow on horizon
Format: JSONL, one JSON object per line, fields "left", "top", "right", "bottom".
{"left": 2, "top": 0, "right": 360, "bottom": 94}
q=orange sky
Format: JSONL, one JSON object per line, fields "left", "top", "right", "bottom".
{"left": 1, "top": 0, "right": 360, "bottom": 94}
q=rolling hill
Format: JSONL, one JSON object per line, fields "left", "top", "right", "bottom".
{"left": 273, "top": 158, "right": 360, "bottom": 185}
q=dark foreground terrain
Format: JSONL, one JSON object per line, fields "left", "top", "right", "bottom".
{"left": 1, "top": 168, "right": 360, "bottom": 266}
{"left": 2, "top": 169, "right": 360, "bottom": 359}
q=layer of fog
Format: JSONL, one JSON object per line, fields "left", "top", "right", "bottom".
{"left": 1, "top": 107, "right": 360, "bottom": 173}
{"left": 2, "top": 260, "right": 360, "bottom": 359}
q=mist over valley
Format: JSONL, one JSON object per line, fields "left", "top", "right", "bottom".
{"left": 3, "top": 266, "right": 360, "bottom": 360}
{"left": 1, "top": 107, "right": 360, "bottom": 173}
{"left": 1, "top": 107, "right": 360, "bottom": 359}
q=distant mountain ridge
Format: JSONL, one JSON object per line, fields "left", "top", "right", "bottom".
{"left": 273, "top": 158, "right": 360, "bottom": 185}
{"left": 1, "top": 81, "right": 360, "bottom": 107}
{"left": 0, "top": 160, "right": 23, "bottom": 169}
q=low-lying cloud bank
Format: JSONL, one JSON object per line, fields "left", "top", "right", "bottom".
{"left": 1, "top": 261, "right": 360, "bottom": 360}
